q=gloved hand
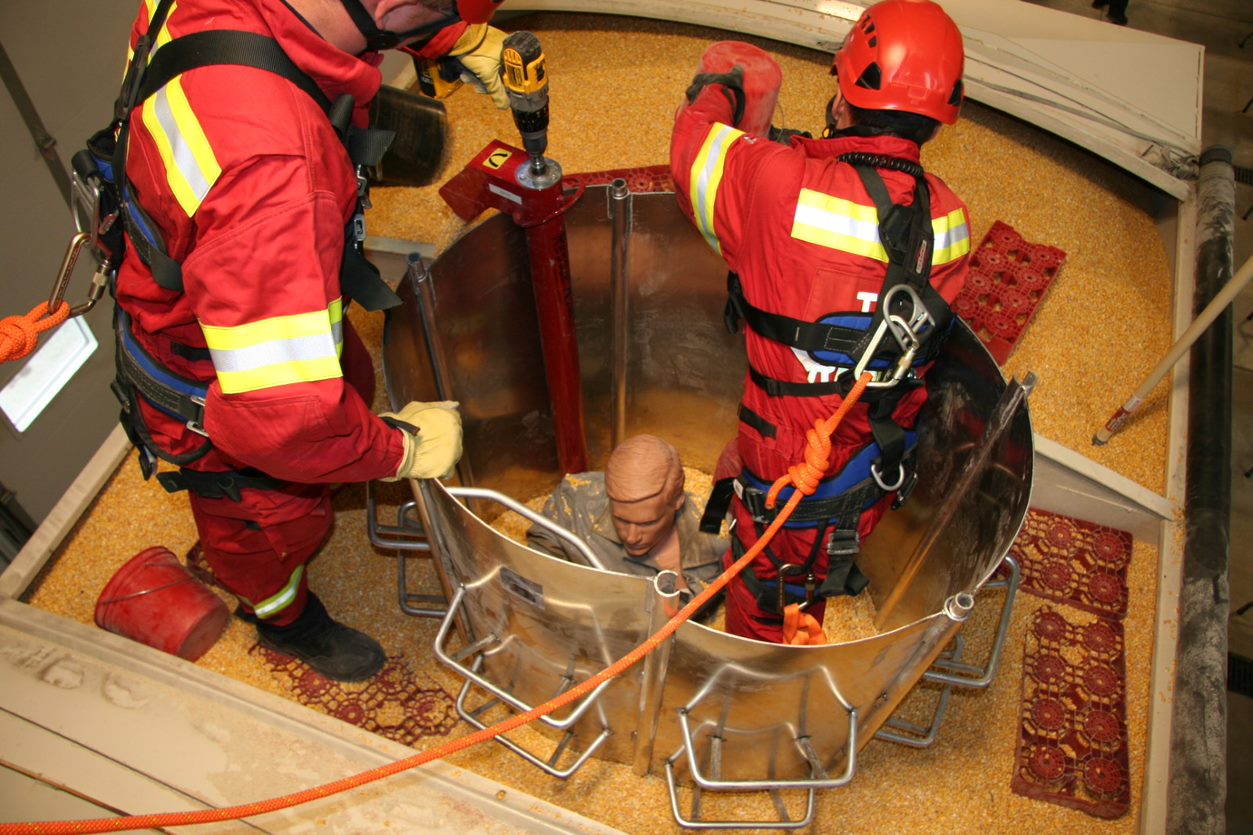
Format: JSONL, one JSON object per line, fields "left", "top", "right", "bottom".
{"left": 379, "top": 401, "right": 463, "bottom": 481}
{"left": 685, "top": 64, "right": 746, "bottom": 127}
{"left": 449, "top": 24, "right": 509, "bottom": 109}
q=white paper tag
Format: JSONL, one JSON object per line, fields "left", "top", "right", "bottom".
{"left": 0, "top": 317, "right": 98, "bottom": 432}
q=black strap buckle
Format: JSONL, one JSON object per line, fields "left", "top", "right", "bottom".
{"left": 827, "top": 529, "right": 860, "bottom": 558}
{"left": 892, "top": 466, "right": 919, "bottom": 510}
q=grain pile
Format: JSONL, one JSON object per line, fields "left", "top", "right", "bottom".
{"left": 24, "top": 11, "right": 1173, "bottom": 835}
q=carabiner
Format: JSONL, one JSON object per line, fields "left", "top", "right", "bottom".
{"left": 852, "top": 284, "right": 934, "bottom": 387}
{"left": 48, "top": 233, "right": 110, "bottom": 318}
{"left": 777, "top": 563, "right": 814, "bottom": 614}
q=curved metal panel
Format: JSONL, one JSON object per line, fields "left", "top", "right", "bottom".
{"left": 388, "top": 182, "right": 1033, "bottom": 788}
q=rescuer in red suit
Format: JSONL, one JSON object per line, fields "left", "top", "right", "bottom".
{"left": 670, "top": 0, "right": 975, "bottom": 643}
{"left": 111, "top": 0, "right": 508, "bottom": 680}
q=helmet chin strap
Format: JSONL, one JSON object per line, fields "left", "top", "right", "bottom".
{"left": 339, "top": 0, "right": 456, "bottom": 52}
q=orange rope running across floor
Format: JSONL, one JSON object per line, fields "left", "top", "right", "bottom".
{"left": 1, "top": 302, "right": 71, "bottom": 363}
{"left": 0, "top": 374, "right": 875, "bottom": 835}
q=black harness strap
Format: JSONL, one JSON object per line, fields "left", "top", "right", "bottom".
{"left": 844, "top": 158, "right": 952, "bottom": 348}
{"left": 737, "top": 402, "right": 777, "bottom": 438}
{"left": 135, "top": 30, "right": 331, "bottom": 110}
{"left": 157, "top": 467, "right": 288, "bottom": 502}
{"left": 748, "top": 365, "right": 844, "bottom": 397}
{"left": 726, "top": 272, "right": 867, "bottom": 356}
{"left": 733, "top": 522, "right": 869, "bottom": 617}
{"left": 736, "top": 473, "right": 889, "bottom": 528}
{"left": 699, "top": 477, "right": 736, "bottom": 534}
{"left": 115, "top": 29, "right": 333, "bottom": 294}
{"left": 113, "top": 28, "right": 400, "bottom": 309}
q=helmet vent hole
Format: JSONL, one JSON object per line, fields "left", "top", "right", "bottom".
{"left": 856, "top": 63, "right": 882, "bottom": 91}
{"left": 949, "top": 79, "right": 964, "bottom": 106}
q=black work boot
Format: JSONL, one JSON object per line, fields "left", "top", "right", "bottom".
{"left": 256, "top": 594, "right": 385, "bottom": 682}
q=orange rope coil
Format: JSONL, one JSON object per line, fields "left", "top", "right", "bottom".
{"left": 0, "top": 374, "right": 874, "bottom": 835}
{"left": 0, "top": 302, "right": 71, "bottom": 364}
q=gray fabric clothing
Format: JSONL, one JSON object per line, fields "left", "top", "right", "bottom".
{"left": 525, "top": 472, "right": 728, "bottom": 595}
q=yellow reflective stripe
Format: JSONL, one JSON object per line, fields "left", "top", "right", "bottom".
{"left": 140, "top": 76, "right": 221, "bottom": 218}
{"left": 243, "top": 565, "right": 305, "bottom": 620}
{"left": 932, "top": 207, "right": 971, "bottom": 265}
{"left": 689, "top": 123, "right": 745, "bottom": 255}
{"left": 792, "top": 190, "right": 973, "bottom": 267}
{"left": 202, "top": 301, "right": 345, "bottom": 394}
{"left": 791, "top": 188, "right": 887, "bottom": 261}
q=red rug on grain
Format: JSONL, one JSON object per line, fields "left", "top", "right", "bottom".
{"left": 1012, "top": 606, "right": 1130, "bottom": 819}
{"left": 952, "top": 220, "right": 1066, "bottom": 364}
{"left": 252, "top": 647, "right": 460, "bottom": 746}
{"left": 1010, "top": 508, "right": 1132, "bottom": 620}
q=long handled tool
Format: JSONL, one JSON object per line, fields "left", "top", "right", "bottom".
{"left": 1094, "top": 253, "right": 1252, "bottom": 445}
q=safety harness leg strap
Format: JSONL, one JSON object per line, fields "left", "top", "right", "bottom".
{"left": 157, "top": 467, "right": 288, "bottom": 502}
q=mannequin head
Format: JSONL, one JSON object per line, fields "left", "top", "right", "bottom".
{"left": 604, "top": 435, "right": 686, "bottom": 558}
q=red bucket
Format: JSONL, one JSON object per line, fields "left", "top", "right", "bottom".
{"left": 94, "top": 546, "right": 230, "bottom": 661}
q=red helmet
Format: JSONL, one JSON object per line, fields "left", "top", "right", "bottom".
{"left": 833, "top": 0, "right": 965, "bottom": 125}
{"left": 457, "top": 0, "right": 504, "bottom": 24}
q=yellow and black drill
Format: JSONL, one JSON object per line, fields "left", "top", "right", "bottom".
{"left": 501, "top": 31, "right": 557, "bottom": 187}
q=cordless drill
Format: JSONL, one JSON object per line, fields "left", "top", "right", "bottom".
{"left": 501, "top": 31, "right": 550, "bottom": 180}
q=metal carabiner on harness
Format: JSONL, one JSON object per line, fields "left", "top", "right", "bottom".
{"left": 853, "top": 284, "right": 934, "bottom": 388}
{"left": 777, "top": 563, "right": 817, "bottom": 613}
{"left": 48, "top": 233, "right": 110, "bottom": 318}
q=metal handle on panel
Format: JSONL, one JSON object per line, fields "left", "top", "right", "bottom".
{"left": 448, "top": 486, "right": 607, "bottom": 570}
{"left": 366, "top": 480, "right": 431, "bottom": 552}
{"left": 453, "top": 676, "right": 612, "bottom": 779}
{"left": 434, "top": 586, "right": 616, "bottom": 733}
{"left": 875, "top": 636, "right": 967, "bottom": 748}
{"left": 670, "top": 707, "right": 858, "bottom": 792}
{"left": 923, "top": 555, "right": 1021, "bottom": 689}
{"left": 663, "top": 706, "right": 858, "bottom": 829}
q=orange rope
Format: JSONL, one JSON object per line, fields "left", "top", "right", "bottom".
{"left": 0, "top": 301, "right": 71, "bottom": 364}
{"left": 0, "top": 374, "right": 874, "bottom": 835}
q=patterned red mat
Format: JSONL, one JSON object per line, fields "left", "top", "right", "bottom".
{"left": 1010, "top": 508, "right": 1132, "bottom": 620}
{"left": 1012, "top": 606, "right": 1131, "bottom": 819}
{"left": 565, "top": 164, "right": 675, "bottom": 194}
{"left": 251, "top": 646, "right": 460, "bottom": 747}
{"left": 952, "top": 220, "right": 1066, "bottom": 364}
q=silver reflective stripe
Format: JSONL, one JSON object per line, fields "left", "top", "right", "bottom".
{"left": 208, "top": 328, "right": 341, "bottom": 375}
{"left": 252, "top": 565, "right": 305, "bottom": 619}
{"left": 153, "top": 85, "right": 214, "bottom": 207}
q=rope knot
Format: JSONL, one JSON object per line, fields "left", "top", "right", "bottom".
{"left": 765, "top": 417, "right": 832, "bottom": 509}
{"left": 1, "top": 302, "right": 70, "bottom": 363}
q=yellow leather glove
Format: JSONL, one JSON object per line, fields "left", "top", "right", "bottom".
{"left": 379, "top": 401, "right": 463, "bottom": 481}
{"left": 449, "top": 24, "right": 509, "bottom": 109}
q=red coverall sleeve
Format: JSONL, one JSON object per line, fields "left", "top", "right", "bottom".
{"left": 184, "top": 156, "right": 404, "bottom": 485}
{"left": 670, "top": 85, "right": 791, "bottom": 272}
